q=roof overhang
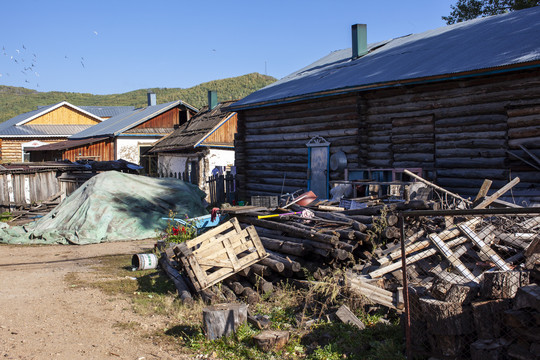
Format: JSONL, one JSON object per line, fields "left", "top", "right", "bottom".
{"left": 26, "top": 137, "right": 110, "bottom": 151}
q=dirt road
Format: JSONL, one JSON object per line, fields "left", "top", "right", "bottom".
{"left": 0, "top": 240, "right": 194, "bottom": 360}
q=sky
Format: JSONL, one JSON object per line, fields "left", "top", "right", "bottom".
{"left": 0, "top": 0, "right": 457, "bottom": 95}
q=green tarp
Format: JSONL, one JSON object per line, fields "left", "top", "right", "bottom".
{"left": 0, "top": 171, "right": 208, "bottom": 245}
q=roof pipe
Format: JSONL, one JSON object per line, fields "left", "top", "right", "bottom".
{"left": 352, "top": 24, "right": 368, "bottom": 59}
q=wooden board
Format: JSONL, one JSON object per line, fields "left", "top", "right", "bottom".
{"left": 174, "top": 217, "right": 267, "bottom": 291}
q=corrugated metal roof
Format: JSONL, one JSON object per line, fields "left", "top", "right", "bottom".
{"left": 37, "top": 105, "right": 135, "bottom": 118}
{"left": 0, "top": 105, "right": 56, "bottom": 132}
{"left": 149, "top": 100, "right": 236, "bottom": 153}
{"left": 231, "top": 7, "right": 540, "bottom": 109}
{"left": 71, "top": 101, "right": 196, "bottom": 139}
{"left": 77, "top": 106, "right": 135, "bottom": 118}
{"left": 0, "top": 124, "right": 93, "bottom": 137}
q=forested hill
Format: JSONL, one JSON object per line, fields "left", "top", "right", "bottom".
{"left": 0, "top": 72, "right": 276, "bottom": 123}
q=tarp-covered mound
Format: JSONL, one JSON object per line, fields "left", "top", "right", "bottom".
{"left": 0, "top": 171, "right": 208, "bottom": 245}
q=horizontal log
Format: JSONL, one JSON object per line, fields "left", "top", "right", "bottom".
{"left": 436, "top": 138, "right": 507, "bottom": 149}
{"left": 436, "top": 157, "right": 506, "bottom": 169}
{"left": 509, "top": 125, "right": 540, "bottom": 139}
{"left": 435, "top": 131, "right": 506, "bottom": 142}
{"left": 436, "top": 148, "right": 507, "bottom": 158}
{"left": 245, "top": 119, "right": 358, "bottom": 136}
{"left": 244, "top": 128, "right": 358, "bottom": 143}
{"left": 507, "top": 113, "right": 540, "bottom": 128}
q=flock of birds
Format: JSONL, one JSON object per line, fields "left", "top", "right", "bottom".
{"left": 1, "top": 30, "right": 97, "bottom": 90}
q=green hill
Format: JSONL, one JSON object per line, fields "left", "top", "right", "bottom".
{"left": 0, "top": 72, "right": 276, "bottom": 123}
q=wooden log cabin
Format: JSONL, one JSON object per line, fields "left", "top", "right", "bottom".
{"left": 28, "top": 93, "right": 198, "bottom": 175}
{"left": 229, "top": 7, "right": 540, "bottom": 204}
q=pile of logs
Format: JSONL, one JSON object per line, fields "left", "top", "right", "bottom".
{"left": 157, "top": 173, "right": 540, "bottom": 358}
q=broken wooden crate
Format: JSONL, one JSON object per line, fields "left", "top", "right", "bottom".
{"left": 174, "top": 217, "right": 267, "bottom": 291}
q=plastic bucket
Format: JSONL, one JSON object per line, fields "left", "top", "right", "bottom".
{"left": 132, "top": 253, "right": 158, "bottom": 270}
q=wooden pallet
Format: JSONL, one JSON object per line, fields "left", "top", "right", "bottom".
{"left": 174, "top": 217, "right": 267, "bottom": 291}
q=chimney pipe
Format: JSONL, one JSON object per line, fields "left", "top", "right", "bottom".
{"left": 147, "top": 92, "right": 156, "bottom": 107}
{"left": 208, "top": 90, "right": 217, "bottom": 110}
{"left": 351, "top": 24, "right": 367, "bottom": 59}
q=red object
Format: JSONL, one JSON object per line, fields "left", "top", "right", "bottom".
{"left": 172, "top": 227, "right": 179, "bottom": 235}
{"left": 211, "top": 207, "right": 220, "bottom": 222}
{"left": 296, "top": 191, "right": 317, "bottom": 206}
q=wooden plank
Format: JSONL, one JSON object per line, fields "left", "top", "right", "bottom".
{"left": 458, "top": 224, "right": 511, "bottom": 271}
{"left": 474, "top": 179, "right": 492, "bottom": 202}
{"left": 186, "top": 221, "right": 234, "bottom": 248}
{"left": 335, "top": 305, "right": 366, "bottom": 329}
{"left": 429, "top": 233, "right": 478, "bottom": 282}
{"left": 474, "top": 177, "right": 520, "bottom": 209}
{"left": 403, "top": 169, "right": 471, "bottom": 204}
{"left": 368, "top": 236, "right": 468, "bottom": 278}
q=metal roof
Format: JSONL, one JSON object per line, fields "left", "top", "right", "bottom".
{"left": 149, "top": 100, "right": 237, "bottom": 153}
{"left": 0, "top": 124, "right": 93, "bottom": 138}
{"left": 37, "top": 105, "right": 135, "bottom": 118}
{"left": 230, "top": 7, "right": 540, "bottom": 110}
{"left": 77, "top": 106, "right": 135, "bottom": 118}
{"left": 71, "top": 101, "right": 198, "bottom": 139}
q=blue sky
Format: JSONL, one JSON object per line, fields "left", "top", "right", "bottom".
{"left": 0, "top": 0, "right": 456, "bottom": 95}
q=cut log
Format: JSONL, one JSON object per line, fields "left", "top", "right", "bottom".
{"left": 480, "top": 270, "right": 530, "bottom": 299}
{"left": 514, "top": 284, "right": 540, "bottom": 311}
{"left": 259, "top": 257, "right": 285, "bottom": 273}
{"left": 240, "top": 217, "right": 339, "bottom": 245}
{"left": 267, "top": 251, "right": 302, "bottom": 272}
{"left": 419, "top": 297, "right": 474, "bottom": 336}
{"left": 444, "top": 283, "right": 479, "bottom": 304}
{"left": 253, "top": 330, "right": 290, "bottom": 351}
{"left": 202, "top": 303, "right": 248, "bottom": 340}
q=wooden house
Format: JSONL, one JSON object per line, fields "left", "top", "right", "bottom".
{"left": 148, "top": 91, "right": 237, "bottom": 195}
{"left": 0, "top": 101, "right": 127, "bottom": 163}
{"left": 229, "top": 7, "right": 540, "bottom": 204}
{"left": 28, "top": 94, "right": 198, "bottom": 175}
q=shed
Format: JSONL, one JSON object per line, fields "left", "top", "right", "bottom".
{"left": 229, "top": 7, "right": 540, "bottom": 204}
{"left": 148, "top": 91, "right": 237, "bottom": 195}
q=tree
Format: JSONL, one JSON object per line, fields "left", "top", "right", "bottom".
{"left": 443, "top": 0, "right": 540, "bottom": 24}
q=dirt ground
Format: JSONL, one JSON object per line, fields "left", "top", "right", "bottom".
{"left": 0, "top": 239, "right": 195, "bottom": 360}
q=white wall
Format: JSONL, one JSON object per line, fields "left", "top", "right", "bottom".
{"left": 208, "top": 148, "right": 235, "bottom": 171}
{"left": 116, "top": 138, "right": 159, "bottom": 164}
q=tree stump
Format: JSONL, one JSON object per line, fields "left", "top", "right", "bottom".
{"left": 419, "top": 298, "right": 474, "bottom": 336}
{"left": 253, "top": 330, "right": 290, "bottom": 351}
{"left": 202, "top": 303, "right": 247, "bottom": 340}
{"left": 480, "top": 270, "right": 529, "bottom": 299}
{"left": 471, "top": 299, "right": 511, "bottom": 339}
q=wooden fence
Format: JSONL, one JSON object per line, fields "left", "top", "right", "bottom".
{"left": 0, "top": 167, "right": 94, "bottom": 211}
{"left": 206, "top": 172, "right": 237, "bottom": 207}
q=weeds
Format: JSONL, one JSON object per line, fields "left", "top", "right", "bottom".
{"left": 65, "top": 251, "right": 405, "bottom": 360}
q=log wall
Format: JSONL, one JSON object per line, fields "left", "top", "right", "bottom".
{"left": 235, "top": 95, "right": 361, "bottom": 198}
{"left": 1, "top": 138, "right": 64, "bottom": 163}
{"left": 235, "top": 69, "right": 540, "bottom": 202}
